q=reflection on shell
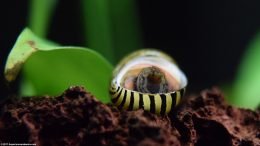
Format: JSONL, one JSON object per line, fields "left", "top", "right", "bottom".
{"left": 110, "top": 49, "right": 187, "bottom": 115}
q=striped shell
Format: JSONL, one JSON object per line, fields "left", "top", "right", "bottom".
{"left": 110, "top": 49, "right": 187, "bottom": 115}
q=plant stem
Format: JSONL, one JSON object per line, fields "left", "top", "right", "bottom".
{"left": 110, "top": 0, "right": 141, "bottom": 62}
{"left": 81, "top": 0, "right": 142, "bottom": 64}
{"left": 81, "top": 0, "right": 115, "bottom": 63}
{"left": 29, "top": 0, "right": 57, "bottom": 38}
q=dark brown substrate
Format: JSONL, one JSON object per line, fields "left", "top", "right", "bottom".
{"left": 0, "top": 86, "right": 259, "bottom": 146}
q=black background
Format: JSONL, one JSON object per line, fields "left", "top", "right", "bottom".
{"left": 0, "top": 0, "right": 260, "bottom": 98}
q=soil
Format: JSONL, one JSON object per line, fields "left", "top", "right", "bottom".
{"left": 0, "top": 86, "right": 259, "bottom": 146}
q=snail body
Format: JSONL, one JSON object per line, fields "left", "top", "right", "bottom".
{"left": 110, "top": 49, "right": 187, "bottom": 115}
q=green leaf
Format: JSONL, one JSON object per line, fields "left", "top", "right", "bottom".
{"left": 5, "top": 28, "right": 113, "bottom": 103}
{"left": 232, "top": 31, "right": 260, "bottom": 109}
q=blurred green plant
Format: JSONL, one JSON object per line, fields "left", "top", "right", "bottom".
{"left": 5, "top": 28, "right": 113, "bottom": 103}
{"left": 229, "top": 31, "right": 260, "bottom": 109}
{"left": 81, "top": 0, "right": 141, "bottom": 64}
{"left": 29, "top": 0, "right": 141, "bottom": 64}
{"left": 29, "top": 0, "right": 57, "bottom": 38}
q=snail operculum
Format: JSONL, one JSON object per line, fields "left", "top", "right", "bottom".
{"left": 135, "top": 66, "right": 168, "bottom": 94}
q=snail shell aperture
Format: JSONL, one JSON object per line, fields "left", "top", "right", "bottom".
{"left": 109, "top": 49, "right": 187, "bottom": 115}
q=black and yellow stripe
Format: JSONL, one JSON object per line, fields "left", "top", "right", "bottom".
{"left": 110, "top": 83, "right": 185, "bottom": 115}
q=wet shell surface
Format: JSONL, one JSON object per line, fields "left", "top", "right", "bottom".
{"left": 110, "top": 49, "right": 187, "bottom": 115}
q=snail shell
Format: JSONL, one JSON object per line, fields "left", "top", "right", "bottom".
{"left": 110, "top": 49, "right": 187, "bottom": 115}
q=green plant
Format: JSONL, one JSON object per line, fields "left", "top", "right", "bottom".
{"left": 5, "top": 28, "right": 113, "bottom": 103}
{"left": 29, "top": 0, "right": 141, "bottom": 64}
{"left": 4, "top": 0, "right": 141, "bottom": 103}
{"left": 229, "top": 31, "right": 260, "bottom": 109}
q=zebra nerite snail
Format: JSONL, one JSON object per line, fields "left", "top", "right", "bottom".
{"left": 109, "top": 49, "right": 187, "bottom": 115}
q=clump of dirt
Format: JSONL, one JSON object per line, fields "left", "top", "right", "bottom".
{"left": 171, "top": 88, "right": 260, "bottom": 146}
{"left": 0, "top": 86, "right": 259, "bottom": 146}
